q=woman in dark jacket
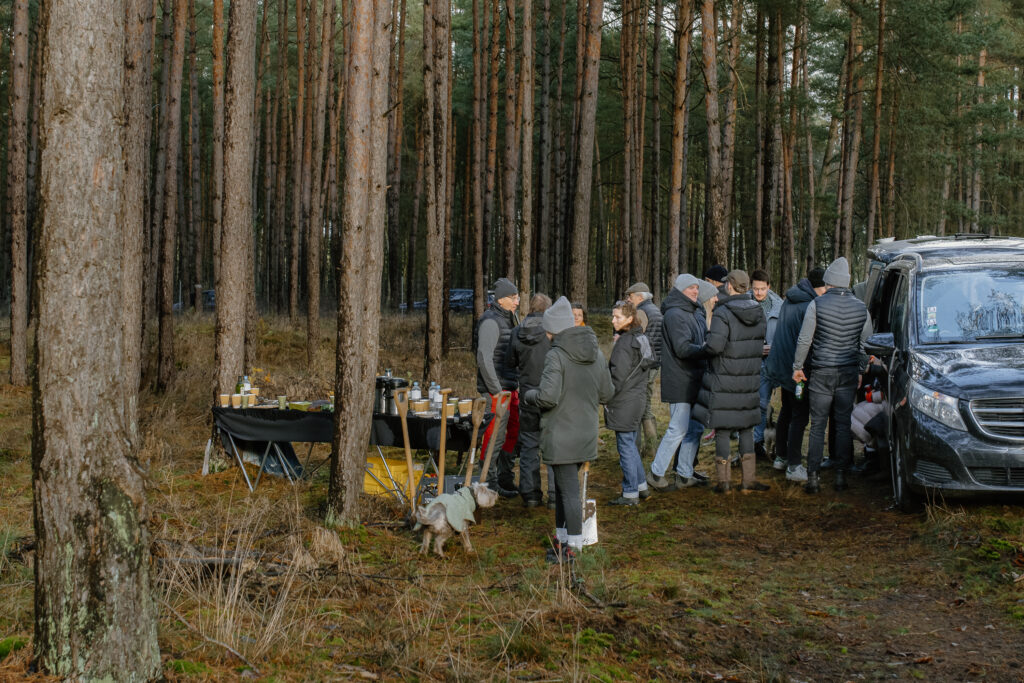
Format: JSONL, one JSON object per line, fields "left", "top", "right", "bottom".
{"left": 523, "top": 297, "right": 614, "bottom": 562}
{"left": 694, "top": 270, "right": 770, "bottom": 493}
{"left": 605, "top": 301, "right": 655, "bottom": 505}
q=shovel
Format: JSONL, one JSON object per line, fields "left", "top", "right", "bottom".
{"left": 580, "top": 461, "right": 598, "bottom": 546}
{"left": 436, "top": 388, "right": 452, "bottom": 494}
{"left": 463, "top": 397, "right": 487, "bottom": 487}
{"left": 478, "top": 390, "right": 511, "bottom": 487}
{"left": 393, "top": 386, "right": 417, "bottom": 517}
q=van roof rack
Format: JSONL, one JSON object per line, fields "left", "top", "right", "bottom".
{"left": 951, "top": 232, "right": 999, "bottom": 240}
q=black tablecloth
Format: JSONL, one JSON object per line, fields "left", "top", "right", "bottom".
{"left": 212, "top": 407, "right": 489, "bottom": 452}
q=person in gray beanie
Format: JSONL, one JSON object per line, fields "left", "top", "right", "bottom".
{"left": 792, "top": 256, "right": 873, "bottom": 493}
{"left": 474, "top": 277, "right": 520, "bottom": 495}
{"left": 523, "top": 296, "right": 613, "bottom": 562}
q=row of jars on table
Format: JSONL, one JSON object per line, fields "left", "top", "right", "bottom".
{"left": 375, "top": 369, "right": 475, "bottom": 419}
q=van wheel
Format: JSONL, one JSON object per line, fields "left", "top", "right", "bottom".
{"left": 890, "top": 438, "right": 921, "bottom": 513}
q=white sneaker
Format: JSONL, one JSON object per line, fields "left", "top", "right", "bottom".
{"left": 786, "top": 464, "right": 808, "bottom": 482}
{"left": 773, "top": 456, "right": 786, "bottom": 471}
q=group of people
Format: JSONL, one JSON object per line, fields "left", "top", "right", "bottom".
{"left": 473, "top": 256, "right": 874, "bottom": 563}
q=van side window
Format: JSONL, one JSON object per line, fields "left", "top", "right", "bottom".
{"left": 889, "top": 276, "right": 909, "bottom": 347}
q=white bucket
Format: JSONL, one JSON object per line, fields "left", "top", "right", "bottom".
{"left": 581, "top": 499, "right": 598, "bottom": 546}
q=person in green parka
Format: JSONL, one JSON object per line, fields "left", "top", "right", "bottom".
{"left": 522, "top": 296, "right": 614, "bottom": 563}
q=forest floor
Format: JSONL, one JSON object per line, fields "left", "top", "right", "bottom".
{"left": 2, "top": 314, "right": 1024, "bottom": 682}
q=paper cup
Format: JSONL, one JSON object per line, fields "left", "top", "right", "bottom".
{"left": 219, "top": 394, "right": 230, "bottom": 408}
{"left": 240, "top": 394, "right": 250, "bottom": 409}
{"left": 231, "top": 394, "right": 242, "bottom": 408}
{"left": 249, "top": 387, "right": 260, "bottom": 397}
{"left": 277, "top": 395, "right": 287, "bottom": 409}
{"left": 458, "top": 399, "right": 472, "bottom": 415}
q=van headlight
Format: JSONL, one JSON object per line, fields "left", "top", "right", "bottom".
{"left": 909, "top": 380, "right": 967, "bottom": 431}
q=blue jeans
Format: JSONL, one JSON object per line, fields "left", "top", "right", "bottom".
{"left": 616, "top": 431, "right": 645, "bottom": 496}
{"left": 754, "top": 367, "right": 777, "bottom": 444}
{"left": 652, "top": 403, "right": 701, "bottom": 478}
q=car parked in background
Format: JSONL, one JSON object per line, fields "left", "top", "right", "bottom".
{"left": 409, "top": 288, "right": 493, "bottom": 312}
{"left": 863, "top": 235, "right": 1024, "bottom": 510}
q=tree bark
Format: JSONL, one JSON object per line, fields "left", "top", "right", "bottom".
{"left": 865, "top": 0, "right": 885, "bottom": 252}
{"left": 212, "top": 0, "right": 226, "bottom": 296}
{"left": 423, "top": 0, "right": 451, "bottom": 379}
{"left": 149, "top": 0, "right": 173, "bottom": 327}
{"left": 386, "top": 0, "right": 408, "bottom": 309}
{"left": 307, "top": 0, "right": 336, "bottom": 368}
{"left": 407, "top": 121, "right": 425, "bottom": 310}
{"left": 216, "top": 0, "right": 257, "bottom": 396}
{"left": 650, "top": 0, "right": 663, "bottom": 296}
{"left": 472, "top": 0, "right": 487, "bottom": 316}
{"left": 839, "top": 9, "right": 863, "bottom": 259}
{"left": 518, "top": 0, "right": 534, "bottom": 310}
{"left": 501, "top": 0, "right": 519, "bottom": 279}
{"left": 8, "top": 0, "right": 30, "bottom": 386}
{"left": 188, "top": 0, "right": 202, "bottom": 312}
{"left": 290, "top": 0, "right": 307, "bottom": 323}
{"left": 122, "top": 0, "right": 155, "bottom": 431}
{"left": 700, "top": 0, "right": 727, "bottom": 268}
{"left": 668, "top": 0, "right": 692, "bottom": 278}
{"left": 483, "top": 0, "right": 500, "bottom": 286}
{"left": 971, "top": 47, "right": 986, "bottom": 233}
{"left": 34, "top": 0, "right": 160, "bottom": 676}
{"left": 535, "top": 0, "right": 553, "bottom": 296}
{"left": 157, "top": 0, "right": 189, "bottom": 393}
{"left": 329, "top": 0, "right": 390, "bottom": 522}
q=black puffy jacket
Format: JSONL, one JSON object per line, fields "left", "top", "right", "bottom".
{"left": 658, "top": 288, "right": 708, "bottom": 404}
{"left": 506, "top": 312, "right": 550, "bottom": 432}
{"left": 693, "top": 293, "right": 767, "bottom": 430}
{"left": 638, "top": 298, "right": 664, "bottom": 365}
{"left": 764, "top": 278, "right": 817, "bottom": 392}
{"left": 604, "top": 328, "right": 654, "bottom": 432}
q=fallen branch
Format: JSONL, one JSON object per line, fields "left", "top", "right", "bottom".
{"left": 159, "top": 597, "right": 260, "bottom": 675}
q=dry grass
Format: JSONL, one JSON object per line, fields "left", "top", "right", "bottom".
{"left": 2, "top": 313, "right": 1024, "bottom": 681}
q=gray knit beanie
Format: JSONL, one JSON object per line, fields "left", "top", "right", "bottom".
{"left": 493, "top": 277, "right": 518, "bottom": 300}
{"left": 824, "top": 257, "right": 851, "bottom": 288}
{"left": 697, "top": 280, "right": 719, "bottom": 305}
{"left": 543, "top": 296, "right": 576, "bottom": 335}
{"left": 673, "top": 273, "right": 700, "bottom": 294}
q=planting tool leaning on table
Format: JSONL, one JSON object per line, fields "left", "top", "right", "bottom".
{"left": 478, "top": 391, "right": 512, "bottom": 487}
{"left": 463, "top": 397, "right": 487, "bottom": 487}
{"left": 393, "top": 386, "right": 417, "bottom": 517}
{"left": 435, "top": 388, "right": 453, "bottom": 493}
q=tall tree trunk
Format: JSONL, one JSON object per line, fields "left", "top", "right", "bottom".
{"left": 667, "top": 0, "right": 692, "bottom": 278}
{"left": 518, "top": 0, "right": 534, "bottom": 309}
{"left": 122, "top": 0, "right": 155, "bottom": 438}
{"left": 650, "top": 0, "right": 663, "bottom": 296}
{"left": 273, "top": 0, "right": 289, "bottom": 313}
{"left": 149, "top": 0, "right": 173, "bottom": 328}
{"left": 307, "top": 0, "right": 336, "bottom": 367}
{"left": 780, "top": 20, "right": 799, "bottom": 287}
{"left": 501, "top": 0, "right": 519, "bottom": 278}
{"left": 212, "top": 0, "right": 226, "bottom": 296}
{"left": 720, "top": 0, "right": 741, "bottom": 254}
{"left": 472, "top": 0, "right": 487, "bottom": 316}
{"left": 865, "top": 0, "right": 885, "bottom": 252}
{"left": 188, "top": 0, "right": 202, "bottom": 312}
{"left": 424, "top": 0, "right": 452, "bottom": 379}
{"left": 290, "top": 0, "right": 306, "bottom": 322}
{"left": 33, "top": 0, "right": 160, "bottom": 676}
{"left": 971, "top": 47, "right": 986, "bottom": 233}
{"left": 839, "top": 9, "right": 863, "bottom": 259}
{"left": 700, "top": 0, "right": 726, "bottom": 268}
{"left": 567, "top": 0, "right": 603, "bottom": 303}
{"left": 483, "top": 0, "right": 500, "bottom": 285}
{"left": 801, "top": 14, "right": 818, "bottom": 271}
{"left": 884, "top": 82, "right": 898, "bottom": 239}
{"left": 754, "top": 7, "right": 765, "bottom": 269}
{"left": 407, "top": 121, "right": 425, "bottom": 310}
{"left": 215, "top": 0, "right": 257, "bottom": 396}
{"left": 7, "top": 0, "right": 30, "bottom": 386}
{"left": 535, "top": 0, "right": 553, "bottom": 296}
{"left": 329, "top": 0, "right": 390, "bottom": 522}
{"left": 157, "top": 0, "right": 189, "bottom": 393}
{"left": 386, "top": 0, "right": 408, "bottom": 309}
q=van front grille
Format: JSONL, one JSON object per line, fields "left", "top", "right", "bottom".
{"left": 969, "top": 398, "right": 1024, "bottom": 441}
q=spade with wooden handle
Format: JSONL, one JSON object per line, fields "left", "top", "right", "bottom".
{"left": 463, "top": 397, "right": 487, "bottom": 487}
{"left": 393, "top": 386, "right": 417, "bottom": 517}
{"left": 478, "top": 390, "right": 511, "bottom": 486}
{"left": 436, "top": 388, "right": 452, "bottom": 494}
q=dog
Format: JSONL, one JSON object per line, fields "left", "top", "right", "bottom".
{"left": 414, "top": 481, "right": 499, "bottom": 557}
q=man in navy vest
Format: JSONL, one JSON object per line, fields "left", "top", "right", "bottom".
{"left": 791, "top": 257, "right": 873, "bottom": 494}
{"left": 476, "top": 277, "right": 520, "bottom": 494}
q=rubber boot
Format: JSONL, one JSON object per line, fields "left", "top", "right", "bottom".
{"left": 804, "top": 471, "right": 821, "bottom": 494}
{"left": 739, "top": 453, "right": 770, "bottom": 492}
{"left": 641, "top": 418, "right": 658, "bottom": 462}
{"left": 833, "top": 469, "right": 849, "bottom": 492}
{"left": 713, "top": 458, "right": 731, "bottom": 494}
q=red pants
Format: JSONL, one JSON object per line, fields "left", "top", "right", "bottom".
{"left": 479, "top": 390, "right": 519, "bottom": 460}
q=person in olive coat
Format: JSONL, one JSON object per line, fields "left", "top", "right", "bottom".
{"left": 605, "top": 300, "right": 656, "bottom": 505}
{"left": 522, "top": 297, "right": 614, "bottom": 561}
{"left": 693, "top": 270, "right": 770, "bottom": 493}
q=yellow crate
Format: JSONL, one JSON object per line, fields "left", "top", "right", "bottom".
{"left": 364, "top": 457, "right": 423, "bottom": 496}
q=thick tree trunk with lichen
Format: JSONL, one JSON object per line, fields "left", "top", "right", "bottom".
{"left": 33, "top": 0, "right": 160, "bottom": 677}
{"left": 7, "top": 0, "right": 29, "bottom": 386}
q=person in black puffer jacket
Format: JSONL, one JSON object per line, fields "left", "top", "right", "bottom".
{"left": 506, "top": 293, "right": 552, "bottom": 507}
{"left": 694, "top": 270, "right": 770, "bottom": 494}
{"left": 605, "top": 300, "right": 656, "bottom": 505}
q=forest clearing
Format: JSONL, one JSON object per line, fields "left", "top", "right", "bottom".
{"left": 3, "top": 315, "right": 1024, "bottom": 681}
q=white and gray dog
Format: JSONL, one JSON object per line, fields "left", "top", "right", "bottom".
{"left": 414, "top": 481, "right": 499, "bottom": 557}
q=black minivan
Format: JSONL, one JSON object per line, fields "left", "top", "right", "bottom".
{"left": 863, "top": 235, "right": 1024, "bottom": 510}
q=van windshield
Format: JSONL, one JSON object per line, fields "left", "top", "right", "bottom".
{"left": 917, "top": 269, "right": 1024, "bottom": 343}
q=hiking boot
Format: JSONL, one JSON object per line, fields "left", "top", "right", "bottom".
{"left": 754, "top": 441, "right": 767, "bottom": 460}
{"left": 674, "top": 473, "right": 702, "bottom": 488}
{"left": 646, "top": 469, "right": 672, "bottom": 491}
{"left": 785, "top": 464, "right": 808, "bottom": 482}
{"left": 714, "top": 458, "right": 731, "bottom": 494}
{"left": 740, "top": 453, "right": 770, "bottom": 493}
{"left": 804, "top": 472, "right": 820, "bottom": 494}
{"left": 833, "top": 469, "right": 849, "bottom": 492}
{"left": 496, "top": 485, "right": 519, "bottom": 499}
{"left": 608, "top": 495, "right": 640, "bottom": 506}
{"left": 638, "top": 488, "right": 651, "bottom": 499}
{"left": 773, "top": 456, "right": 787, "bottom": 471}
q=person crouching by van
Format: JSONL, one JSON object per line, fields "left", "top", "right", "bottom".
{"left": 522, "top": 297, "right": 614, "bottom": 563}
{"left": 694, "top": 270, "right": 770, "bottom": 494}
{"left": 606, "top": 300, "right": 656, "bottom": 505}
